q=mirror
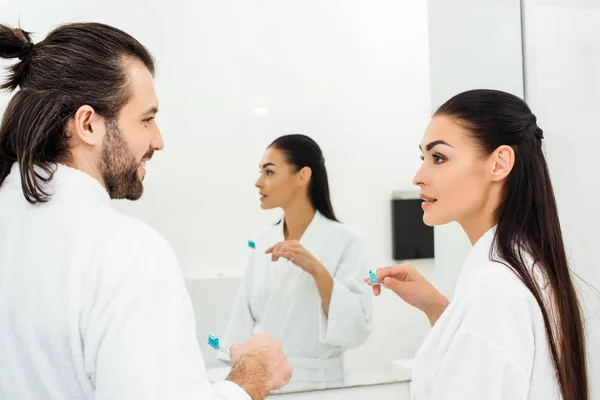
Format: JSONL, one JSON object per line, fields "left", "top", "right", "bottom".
{"left": 0, "top": 0, "right": 524, "bottom": 394}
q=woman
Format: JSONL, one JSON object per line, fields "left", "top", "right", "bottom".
{"left": 369, "top": 89, "right": 588, "bottom": 399}
{"left": 222, "top": 134, "right": 373, "bottom": 390}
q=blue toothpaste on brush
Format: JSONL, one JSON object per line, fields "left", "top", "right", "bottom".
{"left": 369, "top": 269, "right": 383, "bottom": 285}
{"left": 207, "top": 333, "right": 229, "bottom": 354}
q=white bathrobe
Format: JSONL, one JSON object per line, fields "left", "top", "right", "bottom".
{"left": 411, "top": 226, "right": 561, "bottom": 400}
{"left": 0, "top": 163, "right": 249, "bottom": 400}
{"left": 221, "top": 211, "right": 374, "bottom": 390}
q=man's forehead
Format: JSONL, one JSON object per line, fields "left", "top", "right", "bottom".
{"left": 124, "top": 60, "right": 158, "bottom": 105}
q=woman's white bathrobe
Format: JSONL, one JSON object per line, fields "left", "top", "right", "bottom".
{"left": 221, "top": 211, "right": 374, "bottom": 390}
{"left": 411, "top": 226, "right": 561, "bottom": 400}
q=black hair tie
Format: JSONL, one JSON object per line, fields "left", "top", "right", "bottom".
{"left": 535, "top": 127, "right": 544, "bottom": 140}
{"left": 18, "top": 42, "right": 34, "bottom": 61}
{"left": 529, "top": 113, "right": 544, "bottom": 141}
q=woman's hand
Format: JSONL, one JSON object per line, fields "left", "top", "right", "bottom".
{"left": 266, "top": 240, "right": 323, "bottom": 276}
{"left": 266, "top": 240, "right": 334, "bottom": 315}
{"left": 365, "top": 264, "right": 449, "bottom": 326}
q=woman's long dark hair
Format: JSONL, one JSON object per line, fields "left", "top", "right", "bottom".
{"left": 269, "top": 134, "right": 338, "bottom": 222}
{"left": 436, "top": 89, "right": 588, "bottom": 400}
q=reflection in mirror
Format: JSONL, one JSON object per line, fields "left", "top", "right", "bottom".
{"left": 217, "top": 134, "right": 374, "bottom": 391}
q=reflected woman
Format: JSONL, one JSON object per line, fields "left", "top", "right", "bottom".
{"left": 222, "top": 134, "right": 374, "bottom": 390}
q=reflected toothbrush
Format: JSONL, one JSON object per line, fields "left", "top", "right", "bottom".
{"left": 249, "top": 240, "right": 293, "bottom": 263}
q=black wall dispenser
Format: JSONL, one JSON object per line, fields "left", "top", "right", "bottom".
{"left": 391, "top": 191, "right": 434, "bottom": 261}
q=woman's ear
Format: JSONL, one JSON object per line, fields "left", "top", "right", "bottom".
{"left": 490, "top": 145, "right": 515, "bottom": 182}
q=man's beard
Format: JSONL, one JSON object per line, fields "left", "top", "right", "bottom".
{"left": 99, "top": 120, "right": 152, "bottom": 200}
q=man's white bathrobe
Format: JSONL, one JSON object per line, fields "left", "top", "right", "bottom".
{"left": 221, "top": 211, "right": 374, "bottom": 390}
{"left": 411, "top": 226, "right": 561, "bottom": 400}
{"left": 0, "top": 163, "right": 250, "bottom": 400}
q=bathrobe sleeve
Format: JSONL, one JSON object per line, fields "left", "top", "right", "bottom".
{"left": 82, "top": 222, "right": 251, "bottom": 400}
{"left": 318, "top": 234, "right": 374, "bottom": 348}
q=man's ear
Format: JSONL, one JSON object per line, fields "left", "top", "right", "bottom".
{"left": 67, "top": 104, "right": 106, "bottom": 146}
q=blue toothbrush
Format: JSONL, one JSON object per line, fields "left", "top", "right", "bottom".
{"left": 249, "top": 239, "right": 293, "bottom": 263}
{"left": 369, "top": 269, "right": 383, "bottom": 285}
{"left": 207, "top": 333, "right": 229, "bottom": 354}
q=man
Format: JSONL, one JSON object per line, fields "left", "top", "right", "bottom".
{"left": 0, "top": 22, "right": 292, "bottom": 400}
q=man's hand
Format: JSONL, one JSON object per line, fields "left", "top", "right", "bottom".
{"left": 226, "top": 333, "right": 292, "bottom": 400}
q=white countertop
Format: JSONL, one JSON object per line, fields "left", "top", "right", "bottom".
{"left": 206, "top": 359, "right": 412, "bottom": 395}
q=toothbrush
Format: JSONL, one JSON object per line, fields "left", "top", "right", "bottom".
{"left": 368, "top": 269, "right": 383, "bottom": 285}
{"left": 207, "top": 333, "right": 230, "bottom": 354}
{"left": 249, "top": 240, "right": 293, "bottom": 263}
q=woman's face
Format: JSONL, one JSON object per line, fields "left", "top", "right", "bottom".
{"left": 413, "top": 115, "right": 500, "bottom": 227}
{"left": 255, "top": 147, "right": 304, "bottom": 210}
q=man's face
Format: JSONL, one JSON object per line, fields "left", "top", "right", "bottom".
{"left": 99, "top": 60, "right": 163, "bottom": 200}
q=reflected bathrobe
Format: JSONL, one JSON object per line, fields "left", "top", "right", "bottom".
{"left": 221, "top": 211, "right": 374, "bottom": 390}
